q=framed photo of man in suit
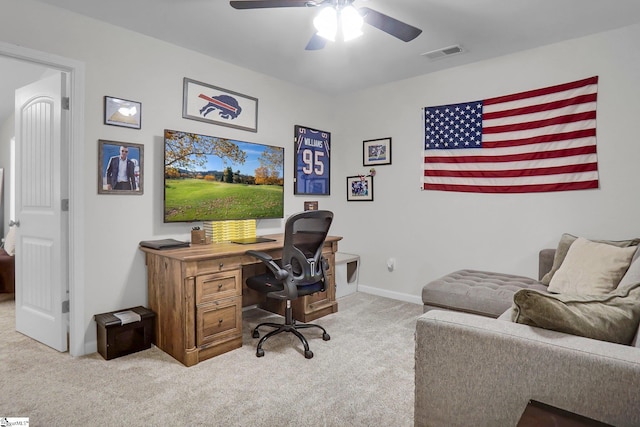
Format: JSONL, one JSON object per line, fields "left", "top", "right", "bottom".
{"left": 98, "top": 140, "right": 144, "bottom": 195}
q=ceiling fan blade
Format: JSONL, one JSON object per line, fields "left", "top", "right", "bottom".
{"left": 230, "top": 1, "right": 316, "bottom": 9}
{"left": 359, "top": 7, "right": 422, "bottom": 42}
{"left": 305, "top": 33, "right": 327, "bottom": 50}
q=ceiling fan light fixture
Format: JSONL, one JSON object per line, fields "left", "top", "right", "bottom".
{"left": 313, "top": 7, "right": 338, "bottom": 41}
{"left": 340, "top": 5, "right": 364, "bottom": 41}
{"left": 230, "top": 1, "right": 423, "bottom": 51}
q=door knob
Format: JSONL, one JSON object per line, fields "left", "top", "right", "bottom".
{"left": 8, "top": 220, "right": 20, "bottom": 227}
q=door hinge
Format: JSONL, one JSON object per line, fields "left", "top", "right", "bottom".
{"left": 62, "top": 97, "right": 70, "bottom": 110}
{"left": 62, "top": 300, "right": 70, "bottom": 313}
{"left": 61, "top": 199, "right": 69, "bottom": 212}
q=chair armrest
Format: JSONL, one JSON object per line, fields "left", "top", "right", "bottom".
{"left": 245, "top": 250, "right": 287, "bottom": 280}
{"left": 415, "top": 310, "right": 640, "bottom": 427}
{"left": 246, "top": 250, "right": 273, "bottom": 263}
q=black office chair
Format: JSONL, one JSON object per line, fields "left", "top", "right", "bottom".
{"left": 245, "top": 210, "right": 333, "bottom": 359}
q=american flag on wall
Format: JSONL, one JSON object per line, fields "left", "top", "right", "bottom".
{"left": 423, "top": 76, "right": 599, "bottom": 193}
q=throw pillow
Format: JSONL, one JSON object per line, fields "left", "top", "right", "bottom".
{"left": 547, "top": 238, "right": 637, "bottom": 295}
{"left": 511, "top": 282, "right": 640, "bottom": 345}
{"left": 3, "top": 226, "right": 16, "bottom": 256}
{"left": 615, "top": 252, "right": 640, "bottom": 348}
{"left": 616, "top": 245, "right": 640, "bottom": 290}
{"left": 540, "top": 233, "right": 640, "bottom": 285}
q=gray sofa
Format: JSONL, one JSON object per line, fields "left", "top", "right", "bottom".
{"left": 415, "top": 242, "right": 640, "bottom": 427}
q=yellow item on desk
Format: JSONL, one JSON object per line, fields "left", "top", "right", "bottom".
{"left": 203, "top": 219, "right": 256, "bottom": 243}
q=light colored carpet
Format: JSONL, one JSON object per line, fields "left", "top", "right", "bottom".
{"left": 0, "top": 292, "right": 422, "bottom": 426}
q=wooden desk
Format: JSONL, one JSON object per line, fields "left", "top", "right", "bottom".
{"left": 140, "top": 234, "right": 342, "bottom": 366}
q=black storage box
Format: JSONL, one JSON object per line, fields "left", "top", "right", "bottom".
{"left": 94, "top": 306, "right": 155, "bottom": 360}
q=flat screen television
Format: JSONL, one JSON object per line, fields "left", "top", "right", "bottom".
{"left": 164, "top": 129, "right": 284, "bottom": 223}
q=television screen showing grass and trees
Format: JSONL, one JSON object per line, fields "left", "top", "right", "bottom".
{"left": 164, "top": 129, "right": 284, "bottom": 222}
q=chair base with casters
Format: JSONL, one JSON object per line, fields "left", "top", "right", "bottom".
{"left": 252, "top": 300, "right": 330, "bottom": 359}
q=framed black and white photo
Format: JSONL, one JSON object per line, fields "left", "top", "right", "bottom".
{"left": 98, "top": 140, "right": 144, "bottom": 195}
{"left": 104, "top": 96, "right": 141, "bottom": 129}
{"left": 182, "top": 78, "right": 258, "bottom": 132}
{"left": 363, "top": 137, "right": 392, "bottom": 166}
{"left": 346, "top": 175, "right": 373, "bottom": 201}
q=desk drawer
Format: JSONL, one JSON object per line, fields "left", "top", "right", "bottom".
{"left": 194, "top": 256, "right": 245, "bottom": 274}
{"left": 305, "top": 289, "right": 330, "bottom": 311}
{"left": 196, "top": 297, "right": 241, "bottom": 346}
{"left": 196, "top": 270, "right": 241, "bottom": 304}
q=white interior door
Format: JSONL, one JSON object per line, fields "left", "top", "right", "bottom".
{"left": 14, "top": 72, "right": 68, "bottom": 352}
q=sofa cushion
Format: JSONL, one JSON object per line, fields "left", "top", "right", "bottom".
{"left": 547, "top": 237, "right": 637, "bottom": 295}
{"left": 3, "top": 226, "right": 16, "bottom": 257}
{"left": 540, "top": 233, "right": 640, "bottom": 285}
{"left": 511, "top": 282, "right": 640, "bottom": 345}
{"left": 422, "top": 269, "right": 547, "bottom": 318}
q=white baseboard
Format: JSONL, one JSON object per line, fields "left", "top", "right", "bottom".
{"left": 85, "top": 340, "right": 97, "bottom": 356}
{"left": 356, "top": 284, "right": 423, "bottom": 305}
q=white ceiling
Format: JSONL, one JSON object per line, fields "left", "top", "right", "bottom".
{"left": 5, "top": 1, "right": 640, "bottom": 104}
{"left": 30, "top": 0, "right": 640, "bottom": 95}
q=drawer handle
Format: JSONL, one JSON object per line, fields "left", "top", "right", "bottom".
{"left": 202, "top": 278, "right": 225, "bottom": 285}
{"left": 218, "top": 283, "right": 223, "bottom": 290}
{"left": 218, "top": 318, "right": 223, "bottom": 325}
{"left": 219, "top": 262, "right": 224, "bottom": 270}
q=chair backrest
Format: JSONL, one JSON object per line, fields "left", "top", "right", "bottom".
{"left": 282, "top": 210, "right": 333, "bottom": 286}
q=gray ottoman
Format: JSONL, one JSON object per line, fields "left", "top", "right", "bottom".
{"left": 421, "top": 269, "right": 548, "bottom": 318}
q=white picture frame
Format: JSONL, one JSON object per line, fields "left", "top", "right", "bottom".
{"left": 182, "top": 78, "right": 258, "bottom": 133}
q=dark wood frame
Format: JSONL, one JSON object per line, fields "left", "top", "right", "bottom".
{"left": 363, "top": 137, "right": 392, "bottom": 166}
{"left": 346, "top": 175, "right": 374, "bottom": 201}
{"left": 104, "top": 96, "right": 141, "bottom": 129}
{"left": 97, "top": 140, "right": 144, "bottom": 195}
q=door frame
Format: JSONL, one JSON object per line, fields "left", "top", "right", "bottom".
{"left": 0, "top": 41, "right": 86, "bottom": 357}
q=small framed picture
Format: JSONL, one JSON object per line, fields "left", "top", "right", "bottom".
{"left": 98, "top": 140, "right": 144, "bottom": 195}
{"left": 304, "top": 201, "right": 319, "bottom": 211}
{"left": 363, "top": 137, "right": 392, "bottom": 166}
{"left": 346, "top": 175, "right": 373, "bottom": 202}
{"left": 104, "top": 96, "right": 142, "bottom": 129}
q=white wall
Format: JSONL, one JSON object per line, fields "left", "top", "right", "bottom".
{"left": 2, "top": 0, "right": 640, "bottom": 353}
{"left": 331, "top": 23, "right": 640, "bottom": 302}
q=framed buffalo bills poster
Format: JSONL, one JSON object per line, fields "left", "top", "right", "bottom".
{"left": 294, "top": 125, "right": 331, "bottom": 195}
{"left": 182, "top": 78, "right": 258, "bottom": 132}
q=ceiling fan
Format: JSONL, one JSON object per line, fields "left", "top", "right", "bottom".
{"left": 229, "top": 0, "right": 423, "bottom": 50}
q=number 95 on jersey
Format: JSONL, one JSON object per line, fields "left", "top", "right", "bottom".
{"left": 294, "top": 125, "right": 331, "bottom": 195}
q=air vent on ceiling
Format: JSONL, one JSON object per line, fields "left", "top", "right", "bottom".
{"left": 421, "top": 45, "right": 464, "bottom": 61}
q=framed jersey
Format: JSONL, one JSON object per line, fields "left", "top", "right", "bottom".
{"left": 294, "top": 125, "right": 331, "bottom": 195}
